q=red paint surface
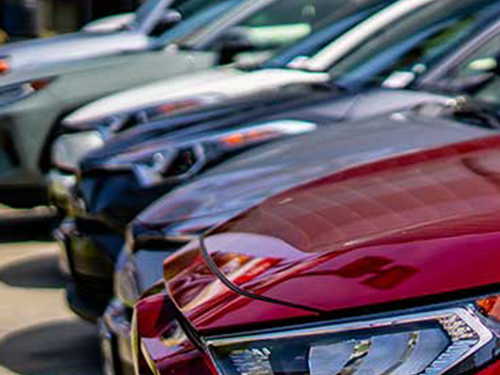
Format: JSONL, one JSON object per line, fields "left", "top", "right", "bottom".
{"left": 167, "top": 136, "right": 500, "bottom": 331}
{"left": 137, "top": 136, "right": 500, "bottom": 374}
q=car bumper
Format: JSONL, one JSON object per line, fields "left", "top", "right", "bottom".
{"left": 101, "top": 246, "right": 184, "bottom": 375}
{"left": 55, "top": 218, "right": 119, "bottom": 321}
{"left": 78, "top": 170, "right": 180, "bottom": 228}
{"left": 99, "top": 299, "right": 134, "bottom": 375}
{"left": 0, "top": 96, "right": 63, "bottom": 207}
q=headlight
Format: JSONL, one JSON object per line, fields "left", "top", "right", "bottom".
{"left": 208, "top": 298, "right": 500, "bottom": 375}
{"left": 0, "top": 77, "right": 54, "bottom": 107}
{"left": 103, "top": 119, "right": 317, "bottom": 187}
{"left": 133, "top": 144, "right": 207, "bottom": 186}
{"left": 103, "top": 143, "right": 206, "bottom": 187}
{"left": 51, "top": 131, "right": 105, "bottom": 171}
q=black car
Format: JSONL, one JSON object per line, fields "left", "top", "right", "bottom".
{"left": 55, "top": 0, "right": 500, "bottom": 321}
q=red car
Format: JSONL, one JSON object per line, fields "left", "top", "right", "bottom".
{"left": 133, "top": 135, "right": 500, "bottom": 375}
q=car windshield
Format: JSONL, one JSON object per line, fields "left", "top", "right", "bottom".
{"left": 134, "top": 0, "right": 167, "bottom": 28}
{"left": 167, "top": 0, "right": 389, "bottom": 58}
{"left": 324, "top": 0, "right": 500, "bottom": 90}
{"left": 156, "top": 0, "right": 244, "bottom": 45}
{"left": 431, "top": 26, "right": 500, "bottom": 112}
{"left": 263, "top": 0, "right": 396, "bottom": 69}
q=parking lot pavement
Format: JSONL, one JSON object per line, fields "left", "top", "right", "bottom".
{"left": 0, "top": 241, "right": 102, "bottom": 375}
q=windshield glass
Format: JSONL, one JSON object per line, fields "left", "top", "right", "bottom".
{"left": 263, "top": 0, "right": 395, "bottom": 69}
{"left": 439, "top": 31, "right": 500, "bottom": 108}
{"left": 325, "top": 0, "right": 500, "bottom": 89}
{"left": 134, "top": 0, "right": 166, "bottom": 28}
{"left": 157, "top": 0, "right": 243, "bottom": 45}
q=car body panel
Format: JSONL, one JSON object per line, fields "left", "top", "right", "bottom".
{"left": 62, "top": 67, "right": 330, "bottom": 125}
{"left": 123, "top": 101, "right": 496, "bottom": 334}
{"left": 135, "top": 282, "right": 500, "bottom": 375}
{"left": 77, "top": 89, "right": 452, "bottom": 227}
{"left": 135, "top": 100, "right": 496, "bottom": 237}
{"left": 170, "top": 136, "right": 500, "bottom": 333}
{"left": 0, "top": 32, "right": 150, "bottom": 73}
{"left": 0, "top": 49, "right": 217, "bottom": 194}
{"left": 80, "top": 88, "right": 450, "bottom": 173}
{"left": 117, "top": 101, "right": 497, "bottom": 319}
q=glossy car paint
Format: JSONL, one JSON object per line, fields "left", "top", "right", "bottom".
{"left": 165, "top": 135, "right": 500, "bottom": 333}
{"left": 61, "top": 68, "right": 329, "bottom": 127}
{"left": 60, "top": 0, "right": 500, "bottom": 326}
{"left": 99, "top": 100, "right": 499, "bottom": 375}
{"left": 133, "top": 99, "right": 497, "bottom": 240}
{"left": 59, "top": 84, "right": 499, "bottom": 324}
{"left": 133, "top": 291, "right": 500, "bottom": 375}
{"left": 131, "top": 135, "right": 500, "bottom": 374}
{"left": 77, "top": 88, "right": 451, "bottom": 222}
{"left": 57, "top": 90, "right": 451, "bottom": 305}
{"left": 58, "top": 0, "right": 500, "bottom": 214}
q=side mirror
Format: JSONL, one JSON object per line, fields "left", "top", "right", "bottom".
{"left": 160, "top": 9, "right": 182, "bottom": 26}
{"left": 150, "top": 9, "right": 182, "bottom": 36}
{"left": 217, "top": 28, "right": 254, "bottom": 64}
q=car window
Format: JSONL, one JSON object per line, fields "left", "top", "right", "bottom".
{"left": 443, "top": 33, "right": 500, "bottom": 106}
{"left": 224, "top": 0, "right": 345, "bottom": 52}
{"left": 263, "top": 0, "right": 394, "bottom": 68}
{"left": 157, "top": 0, "right": 243, "bottom": 45}
{"left": 325, "top": 0, "right": 500, "bottom": 89}
{"left": 134, "top": 0, "right": 166, "bottom": 27}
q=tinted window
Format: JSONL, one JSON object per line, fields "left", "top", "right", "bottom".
{"left": 228, "top": 0, "right": 349, "bottom": 51}
{"left": 443, "top": 33, "right": 500, "bottom": 106}
{"left": 264, "top": 0, "right": 394, "bottom": 68}
{"left": 157, "top": 0, "right": 242, "bottom": 44}
{"left": 134, "top": 0, "right": 166, "bottom": 27}
{"left": 327, "top": 0, "right": 500, "bottom": 88}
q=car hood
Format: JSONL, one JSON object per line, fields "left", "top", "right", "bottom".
{"left": 136, "top": 104, "right": 494, "bottom": 238}
{"left": 82, "top": 13, "right": 135, "bottom": 33}
{"left": 0, "top": 31, "right": 148, "bottom": 74}
{"left": 164, "top": 135, "right": 500, "bottom": 333}
{"left": 62, "top": 67, "right": 329, "bottom": 126}
{"left": 80, "top": 89, "right": 450, "bottom": 171}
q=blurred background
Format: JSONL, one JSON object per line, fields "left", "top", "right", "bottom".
{"left": 0, "top": 0, "right": 144, "bottom": 41}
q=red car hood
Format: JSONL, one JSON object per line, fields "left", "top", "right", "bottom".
{"left": 165, "top": 135, "right": 500, "bottom": 334}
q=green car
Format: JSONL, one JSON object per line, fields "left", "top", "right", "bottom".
{"left": 0, "top": 0, "right": 336, "bottom": 208}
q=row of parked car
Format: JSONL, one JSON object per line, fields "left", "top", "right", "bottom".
{"left": 4, "top": 0, "right": 500, "bottom": 374}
